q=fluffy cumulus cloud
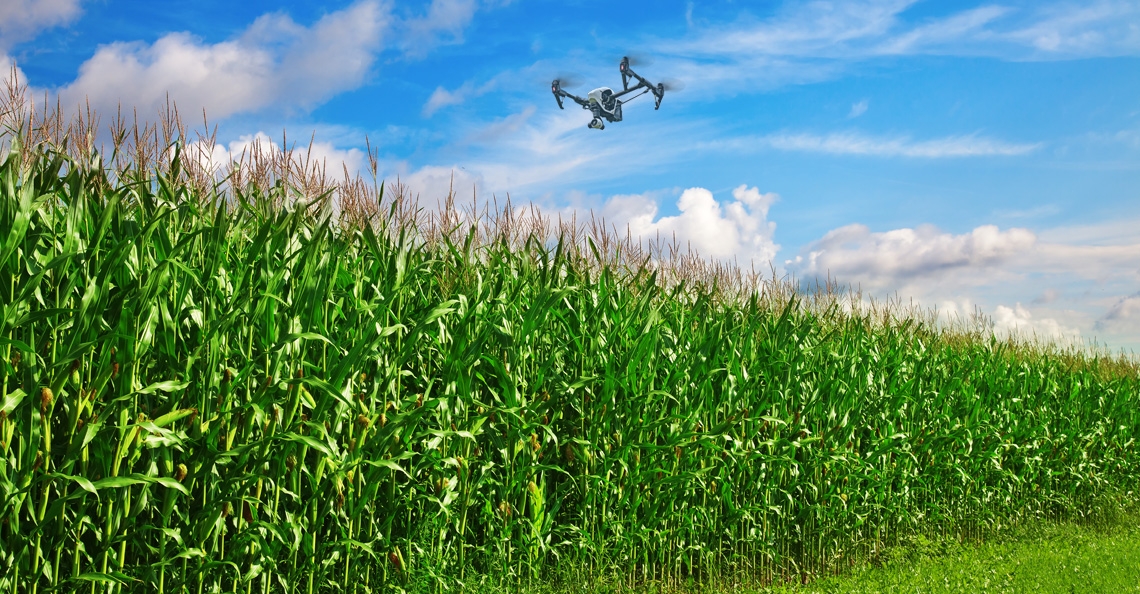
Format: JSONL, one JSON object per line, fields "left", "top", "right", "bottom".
{"left": 186, "top": 131, "right": 367, "bottom": 183}
{"left": 397, "top": 164, "right": 485, "bottom": 208}
{"left": 0, "top": 54, "right": 25, "bottom": 88}
{"left": 787, "top": 223, "right": 1036, "bottom": 285}
{"left": 776, "top": 215, "right": 1140, "bottom": 350}
{"left": 56, "top": 1, "right": 390, "bottom": 120}
{"left": 0, "top": 0, "right": 83, "bottom": 50}
{"left": 931, "top": 298, "right": 1080, "bottom": 343}
{"left": 0, "top": 0, "right": 83, "bottom": 93}
{"left": 599, "top": 185, "right": 780, "bottom": 264}
{"left": 375, "top": 180, "right": 781, "bottom": 269}
{"left": 992, "top": 302, "right": 1081, "bottom": 342}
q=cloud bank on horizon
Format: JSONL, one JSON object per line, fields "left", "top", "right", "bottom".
{"left": 4, "top": 0, "right": 1140, "bottom": 351}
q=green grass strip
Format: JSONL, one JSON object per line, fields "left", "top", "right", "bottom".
{"left": 516, "top": 512, "right": 1140, "bottom": 594}
{"left": 778, "top": 513, "right": 1140, "bottom": 593}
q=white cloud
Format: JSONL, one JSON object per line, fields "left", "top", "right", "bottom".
{"left": 787, "top": 223, "right": 1037, "bottom": 284}
{"left": 420, "top": 66, "right": 521, "bottom": 116}
{"left": 1113, "top": 128, "right": 1140, "bottom": 148}
{"left": 462, "top": 105, "right": 537, "bottom": 143}
{"left": 186, "top": 131, "right": 366, "bottom": 183}
{"left": 0, "top": 0, "right": 83, "bottom": 50}
{"left": 600, "top": 185, "right": 780, "bottom": 263}
{"left": 422, "top": 75, "right": 504, "bottom": 117}
{"left": 931, "top": 298, "right": 1079, "bottom": 343}
{"left": 935, "top": 297, "right": 984, "bottom": 326}
{"left": 398, "top": 0, "right": 479, "bottom": 58}
{"left": 765, "top": 132, "right": 1042, "bottom": 157}
{"left": 705, "top": 131, "right": 1042, "bottom": 158}
{"left": 1027, "top": 243, "right": 1140, "bottom": 282}
{"left": 876, "top": 5, "right": 1011, "bottom": 55}
{"left": 1097, "top": 293, "right": 1140, "bottom": 337}
{"left": 435, "top": 102, "right": 711, "bottom": 197}
{"left": 1038, "top": 216, "right": 1140, "bottom": 246}
{"left": 55, "top": 1, "right": 390, "bottom": 120}
{"left": 993, "top": 302, "right": 1081, "bottom": 341}
{"left": 423, "top": 84, "right": 470, "bottom": 116}
{"left": 779, "top": 215, "right": 1140, "bottom": 350}
{"left": 397, "top": 163, "right": 486, "bottom": 209}
{"left": 848, "top": 99, "right": 868, "bottom": 118}
{"left": 1103, "top": 294, "right": 1140, "bottom": 322}
{"left": 654, "top": 0, "right": 1140, "bottom": 93}
{"left": 674, "top": 0, "right": 917, "bottom": 58}
{"left": 459, "top": 108, "right": 606, "bottom": 192}
{"left": 1005, "top": 1, "right": 1140, "bottom": 56}
{"left": 0, "top": 54, "right": 27, "bottom": 89}
{"left": 386, "top": 177, "right": 780, "bottom": 266}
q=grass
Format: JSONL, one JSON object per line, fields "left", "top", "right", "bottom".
{"left": 511, "top": 510, "right": 1140, "bottom": 593}
{"left": 776, "top": 509, "right": 1140, "bottom": 593}
{"left": 0, "top": 72, "right": 1138, "bottom": 593}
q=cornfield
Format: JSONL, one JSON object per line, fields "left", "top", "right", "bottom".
{"left": 1, "top": 82, "right": 1138, "bottom": 594}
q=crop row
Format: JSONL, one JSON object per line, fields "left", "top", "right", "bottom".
{"left": 1, "top": 146, "right": 1137, "bottom": 593}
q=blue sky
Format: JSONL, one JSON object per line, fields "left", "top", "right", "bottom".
{"left": 3, "top": 0, "right": 1140, "bottom": 352}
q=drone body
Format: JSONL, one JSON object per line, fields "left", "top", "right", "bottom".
{"left": 552, "top": 57, "right": 666, "bottom": 130}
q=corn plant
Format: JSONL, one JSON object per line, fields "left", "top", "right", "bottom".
{"left": 0, "top": 120, "right": 1138, "bottom": 594}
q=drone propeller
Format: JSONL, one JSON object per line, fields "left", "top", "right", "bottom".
{"left": 660, "top": 78, "right": 685, "bottom": 92}
{"left": 550, "top": 73, "right": 584, "bottom": 110}
{"left": 551, "top": 73, "right": 583, "bottom": 89}
{"left": 624, "top": 53, "right": 655, "bottom": 68}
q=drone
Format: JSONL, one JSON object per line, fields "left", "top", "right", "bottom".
{"left": 551, "top": 56, "right": 667, "bottom": 130}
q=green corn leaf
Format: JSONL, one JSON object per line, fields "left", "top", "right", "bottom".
{"left": 136, "top": 380, "right": 189, "bottom": 395}
{"left": 1, "top": 388, "right": 26, "bottom": 414}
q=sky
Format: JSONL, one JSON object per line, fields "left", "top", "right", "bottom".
{"left": 2, "top": 0, "right": 1139, "bottom": 353}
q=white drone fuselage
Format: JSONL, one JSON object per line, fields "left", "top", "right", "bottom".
{"left": 587, "top": 87, "right": 620, "bottom": 116}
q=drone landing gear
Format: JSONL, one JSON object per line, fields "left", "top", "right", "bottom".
{"left": 588, "top": 118, "right": 605, "bottom": 130}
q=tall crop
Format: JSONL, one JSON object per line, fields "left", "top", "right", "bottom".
{"left": 0, "top": 139, "right": 1138, "bottom": 593}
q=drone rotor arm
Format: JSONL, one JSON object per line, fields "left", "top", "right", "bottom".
{"left": 619, "top": 65, "right": 665, "bottom": 105}
{"left": 611, "top": 82, "right": 648, "bottom": 100}
{"left": 552, "top": 83, "right": 590, "bottom": 110}
{"left": 565, "top": 92, "right": 592, "bottom": 109}
{"left": 621, "top": 66, "right": 652, "bottom": 89}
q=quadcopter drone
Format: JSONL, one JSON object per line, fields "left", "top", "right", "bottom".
{"left": 551, "top": 56, "right": 666, "bottom": 130}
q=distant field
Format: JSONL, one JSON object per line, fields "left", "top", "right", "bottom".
{"left": 2, "top": 91, "right": 1138, "bottom": 593}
